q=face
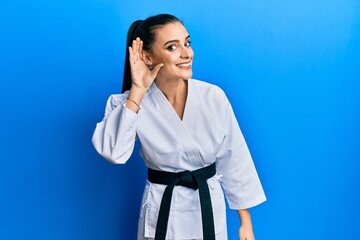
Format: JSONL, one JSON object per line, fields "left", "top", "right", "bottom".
{"left": 146, "top": 22, "right": 194, "bottom": 82}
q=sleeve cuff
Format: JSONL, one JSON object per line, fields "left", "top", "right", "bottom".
{"left": 122, "top": 102, "right": 138, "bottom": 126}
{"left": 228, "top": 195, "right": 267, "bottom": 210}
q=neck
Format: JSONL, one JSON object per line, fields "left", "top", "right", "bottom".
{"left": 155, "top": 78, "right": 188, "bottom": 104}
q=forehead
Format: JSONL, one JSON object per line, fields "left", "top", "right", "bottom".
{"left": 154, "top": 22, "right": 189, "bottom": 44}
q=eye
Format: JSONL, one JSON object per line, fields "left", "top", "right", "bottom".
{"left": 167, "top": 45, "right": 177, "bottom": 51}
{"left": 184, "top": 41, "right": 191, "bottom": 47}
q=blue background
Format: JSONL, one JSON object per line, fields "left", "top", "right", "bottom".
{"left": 1, "top": 0, "right": 359, "bottom": 239}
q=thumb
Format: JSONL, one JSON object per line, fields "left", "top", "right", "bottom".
{"left": 150, "top": 63, "right": 164, "bottom": 79}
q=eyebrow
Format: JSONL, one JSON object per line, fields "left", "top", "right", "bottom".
{"left": 164, "top": 35, "right": 190, "bottom": 46}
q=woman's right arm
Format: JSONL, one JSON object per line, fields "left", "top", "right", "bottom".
{"left": 92, "top": 38, "right": 163, "bottom": 164}
{"left": 92, "top": 94, "right": 138, "bottom": 164}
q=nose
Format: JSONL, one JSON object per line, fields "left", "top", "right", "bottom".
{"left": 180, "top": 45, "right": 193, "bottom": 59}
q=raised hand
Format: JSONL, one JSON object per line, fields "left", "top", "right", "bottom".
{"left": 125, "top": 37, "right": 163, "bottom": 113}
{"left": 128, "top": 37, "right": 163, "bottom": 91}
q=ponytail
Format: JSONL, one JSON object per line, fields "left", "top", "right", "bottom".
{"left": 122, "top": 20, "right": 143, "bottom": 93}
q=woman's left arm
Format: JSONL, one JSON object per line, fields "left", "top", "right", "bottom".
{"left": 212, "top": 88, "right": 265, "bottom": 239}
{"left": 237, "top": 209, "right": 255, "bottom": 240}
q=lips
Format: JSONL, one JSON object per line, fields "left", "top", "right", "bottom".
{"left": 176, "top": 62, "right": 192, "bottom": 69}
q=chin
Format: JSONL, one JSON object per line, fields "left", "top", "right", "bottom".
{"left": 181, "top": 77, "right": 191, "bottom": 81}
{"left": 181, "top": 73, "right": 193, "bottom": 80}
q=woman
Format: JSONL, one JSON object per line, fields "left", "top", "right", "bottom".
{"left": 92, "top": 14, "right": 266, "bottom": 240}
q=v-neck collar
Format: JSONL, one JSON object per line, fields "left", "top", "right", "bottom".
{"left": 149, "top": 79, "right": 204, "bottom": 167}
{"left": 149, "top": 79, "right": 191, "bottom": 122}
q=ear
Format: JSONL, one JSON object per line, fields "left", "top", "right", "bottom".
{"left": 141, "top": 50, "right": 153, "bottom": 65}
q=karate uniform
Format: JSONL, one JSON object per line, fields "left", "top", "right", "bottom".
{"left": 92, "top": 79, "right": 266, "bottom": 240}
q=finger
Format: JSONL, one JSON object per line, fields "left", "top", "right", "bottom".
{"left": 128, "top": 46, "right": 134, "bottom": 65}
{"left": 136, "top": 39, "right": 142, "bottom": 60}
{"left": 131, "top": 41, "right": 137, "bottom": 63}
{"left": 139, "top": 40, "right": 144, "bottom": 61}
{"left": 140, "top": 39, "right": 143, "bottom": 52}
{"left": 133, "top": 37, "right": 138, "bottom": 55}
{"left": 136, "top": 37, "right": 141, "bottom": 54}
{"left": 150, "top": 63, "right": 164, "bottom": 79}
{"left": 132, "top": 39, "right": 137, "bottom": 52}
{"left": 132, "top": 39, "right": 140, "bottom": 61}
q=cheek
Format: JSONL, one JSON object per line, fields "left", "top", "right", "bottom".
{"left": 166, "top": 54, "right": 180, "bottom": 64}
{"left": 154, "top": 52, "right": 177, "bottom": 64}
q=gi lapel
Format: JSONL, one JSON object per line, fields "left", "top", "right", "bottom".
{"left": 149, "top": 80, "right": 204, "bottom": 168}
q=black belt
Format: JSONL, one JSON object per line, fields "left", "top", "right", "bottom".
{"left": 148, "top": 163, "right": 216, "bottom": 240}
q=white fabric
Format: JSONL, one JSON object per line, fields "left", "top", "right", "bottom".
{"left": 92, "top": 79, "right": 266, "bottom": 240}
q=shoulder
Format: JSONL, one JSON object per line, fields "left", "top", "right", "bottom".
{"left": 191, "top": 79, "right": 228, "bottom": 103}
{"left": 105, "top": 91, "right": 130, "bottom": 111}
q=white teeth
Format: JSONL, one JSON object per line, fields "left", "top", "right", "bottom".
{"left": 177, "top": 63, "right": 190, "bottom": 67}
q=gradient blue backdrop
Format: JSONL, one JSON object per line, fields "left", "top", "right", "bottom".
{"left": 1, "top": 0, "right": 359, "bottom": 239}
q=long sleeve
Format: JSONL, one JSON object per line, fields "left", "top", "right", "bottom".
{"left": 92, "top": 94, "right": 138, "bottom": 164}
{"left": 215, "top": 94, "right": 266, "bottom": 210}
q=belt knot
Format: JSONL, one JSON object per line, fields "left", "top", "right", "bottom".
{"left": 177, "top": 171, "right": 197, "bottom": 189}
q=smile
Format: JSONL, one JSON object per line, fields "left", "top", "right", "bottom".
{"left": 176, "top": 62, "right": 192, "bottom": 68}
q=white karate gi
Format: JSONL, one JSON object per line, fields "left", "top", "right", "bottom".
{"left": 92, "top": 79, "right": 266, "bottom": 240}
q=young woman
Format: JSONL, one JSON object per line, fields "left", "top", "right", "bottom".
{"left": 92, "top": 14, "right": 266, "bottom": 240}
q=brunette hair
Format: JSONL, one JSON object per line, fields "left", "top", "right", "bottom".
{"left": 121, "top": 14, "right": 181, "bottom": 93}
